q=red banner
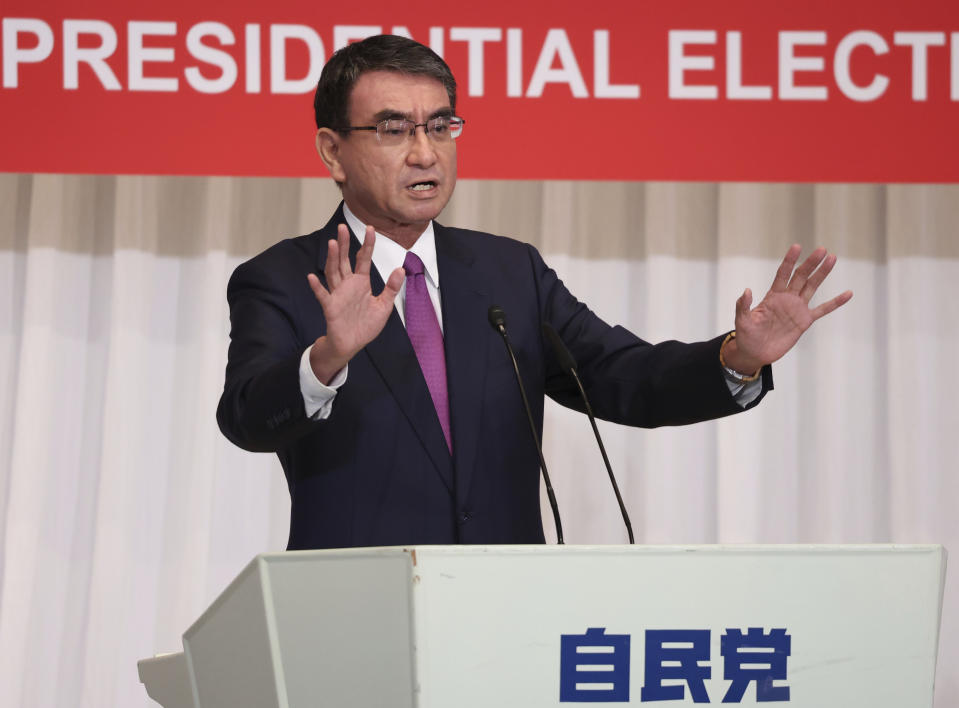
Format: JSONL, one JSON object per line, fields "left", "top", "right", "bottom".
{"left": 1, "top": 1, "right": 957, "bottom": 181}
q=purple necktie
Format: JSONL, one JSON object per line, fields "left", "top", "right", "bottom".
{"left": 403, "top": 251, "right": 451, "bottom": 452}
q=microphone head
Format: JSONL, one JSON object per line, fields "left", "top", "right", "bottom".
{"left": 488, "top": 305, "right": 507, "bottom": 331}
{"left": 542, "top": 322, "right": 578, "bottom": 374}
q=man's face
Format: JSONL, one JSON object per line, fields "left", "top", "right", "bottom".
{"left": 319, "top": 70, "right": 457, "bottom": 245}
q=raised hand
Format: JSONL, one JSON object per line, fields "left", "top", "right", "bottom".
{"left": 306, "top": 224, "right": 405, "bottom": 384}
{"left": 721, "top": 244, "right": 853, "bottom": 376}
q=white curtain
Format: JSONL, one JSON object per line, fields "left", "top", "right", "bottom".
{"left": 1, "top": 174, "right": 956, "bottom": 706}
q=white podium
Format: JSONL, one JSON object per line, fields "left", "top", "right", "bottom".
{"left": 139, "top": 545, "right": 945, "bottom": 707}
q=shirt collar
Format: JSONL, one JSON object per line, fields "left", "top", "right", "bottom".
{"left": 342, "top": 203, "right": 439, "bottom": 289}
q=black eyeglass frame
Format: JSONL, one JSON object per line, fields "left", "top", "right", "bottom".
{"left": 333, "top": 116, "right": 466, "bottom": 142}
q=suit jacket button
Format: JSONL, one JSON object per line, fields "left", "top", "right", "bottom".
{"left": 459, "top": 512, "right": 472, "bottom": 523}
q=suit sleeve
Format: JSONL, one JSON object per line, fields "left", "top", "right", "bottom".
{"left": 528, "top": 244, "right": 772, "bottom": 427}
{"left": 216, "top": 254, "right": 323, "bottom": 452}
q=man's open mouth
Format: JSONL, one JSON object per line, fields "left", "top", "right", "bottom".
{"left": 409, "top": 181, "right": 437, "bottom": 191}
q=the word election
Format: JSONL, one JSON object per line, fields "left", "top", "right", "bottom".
{"left": 3, "top": 19, "right": 958, "bottom": 102}
{"left": 560, "top": 627, "right": 792, "bottom": 704}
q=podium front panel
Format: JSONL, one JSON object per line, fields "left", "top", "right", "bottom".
{"left": 409, "top": 545, "right": 943, "bottom": 707}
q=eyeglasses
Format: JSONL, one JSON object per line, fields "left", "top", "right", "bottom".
{"left": 335, "top": 116, "right": 465, "bottom": 146}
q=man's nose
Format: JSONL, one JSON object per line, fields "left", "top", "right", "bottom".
{"left": 406, "top": 125, "right": 438, "bottom": 167}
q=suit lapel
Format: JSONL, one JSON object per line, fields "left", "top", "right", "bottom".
{"left": 318, "top": 206, "right": 454, "bottom": 493}
{"left": 435, "top": 223, "right": 490, "bottom": 508}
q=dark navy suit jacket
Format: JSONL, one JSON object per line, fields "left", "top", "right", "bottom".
{"left": 216, "top": 205, "right": 771, "bottom": 549}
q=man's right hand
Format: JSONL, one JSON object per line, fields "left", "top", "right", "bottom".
{"left": 306, "top": 223, "right": 405, "bottom": 384}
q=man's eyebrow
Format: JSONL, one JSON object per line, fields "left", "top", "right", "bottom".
{"left": 370, "top": 107, "right": 454, "bottom": 122}
{"left": 372, "top": 109, "right": 411, "bottom": 122}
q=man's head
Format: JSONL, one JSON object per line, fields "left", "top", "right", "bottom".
{"left": 314, "top": 35, "right": 461, "bottom": 247}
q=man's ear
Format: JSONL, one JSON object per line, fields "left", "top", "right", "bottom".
{"left": 316, "top": 128, "right": 346, "bottom": 183}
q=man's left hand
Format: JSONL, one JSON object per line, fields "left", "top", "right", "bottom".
{"left": 721, "top": 244, "right": 853, "bottom": 376}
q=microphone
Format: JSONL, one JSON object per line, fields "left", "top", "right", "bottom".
{"left": 542, "top": 323, "right": 635, "bottom": 544}
{"left": 487, "top": 305, "right": 564, "bottom": 544}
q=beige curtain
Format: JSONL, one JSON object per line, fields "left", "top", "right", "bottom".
{"left": 1, "top": 174, "right": 956, "bottom": 705}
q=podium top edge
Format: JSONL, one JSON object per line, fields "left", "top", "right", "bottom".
{"left": 255, "top": 543, "right": 946, "bottom": 562}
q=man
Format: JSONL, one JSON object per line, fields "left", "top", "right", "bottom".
{"left": 216, "top": 35, "right": 851, "bottom": 550}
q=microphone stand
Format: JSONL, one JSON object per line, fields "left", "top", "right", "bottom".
{"left": 488, "top": 306, "right": 564, "bottom": 544}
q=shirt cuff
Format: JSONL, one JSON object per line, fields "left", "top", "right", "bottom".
{"left": 723, "top": 366, "right": 763, "bottom": 408}
{"left": 299, "top": 346, "right": 347, "bottom": 420}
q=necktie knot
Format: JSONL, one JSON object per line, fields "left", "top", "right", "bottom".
{"left": 403, "top": 251, "right": 425, "bottom": 277}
